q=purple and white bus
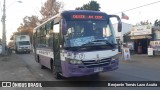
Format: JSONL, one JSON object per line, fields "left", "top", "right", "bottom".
{"left": 33, "top": 10, "right": 122, "bottom": 79}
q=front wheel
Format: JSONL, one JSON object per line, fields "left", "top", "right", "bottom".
{"left": 15, "top": 50, "right": 18, "bottom": 54}
{"left": 54, "top": 72, "right": 62, "bottom": 79}
{"left": 51, "top": 65, "right": 62, "bottom": 79}
{"left": 41, "top": 65, "right": 47, "bottom": 69}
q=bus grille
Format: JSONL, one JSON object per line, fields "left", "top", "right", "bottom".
{"left": 82, "top": 58, "right": 111, "bottom": 68}
{"left": 21, "top": 47, "right": 28, "bottom": 49}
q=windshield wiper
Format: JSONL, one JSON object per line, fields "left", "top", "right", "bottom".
{"left": 82, "top": 39, "right": 115, "bottom": 47}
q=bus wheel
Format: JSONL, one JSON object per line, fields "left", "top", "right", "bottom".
{"left": 52, "top": 66, "right": 62, "bottom": 79}
{"left": 41, "top": 65, "right": 46, "bottom": 69}
{"left": 15, "top": 50, "right": 18, "bottom": 54}
{"left": 54, "top": 72, "right": 62, "bottom": 79}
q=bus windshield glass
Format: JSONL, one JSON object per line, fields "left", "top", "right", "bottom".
{"left": 64, "top": 20, "right": 116, "bottom": 48}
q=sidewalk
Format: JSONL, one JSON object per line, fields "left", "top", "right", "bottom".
{"left": 0, "top": 54, "right": 37, "bottom": 81}
{"left": 0, "top": 54, "right": 45, "bottom": 90}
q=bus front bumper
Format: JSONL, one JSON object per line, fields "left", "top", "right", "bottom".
{"left": 61, "top": 60, "right": 119, "bottom": 77}
{"left": 17, "top": 49, "right": 31, "bottom": 53}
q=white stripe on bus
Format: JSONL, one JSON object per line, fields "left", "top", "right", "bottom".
{"left": 36, "top": 50, "right": 54, "bottom": 58}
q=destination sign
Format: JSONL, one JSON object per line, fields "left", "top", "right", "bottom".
{"left": 72, "top": 15, "right": 105, "bottom": 20}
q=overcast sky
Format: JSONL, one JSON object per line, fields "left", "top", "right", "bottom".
{"left": 1, "top": 0, "right": 160, "bottom": 43}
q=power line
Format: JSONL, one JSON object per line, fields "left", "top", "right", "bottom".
{"left": 114, "top": 0, "right": 160, "bottom": 14}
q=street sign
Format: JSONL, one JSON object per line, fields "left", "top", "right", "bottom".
{"left": 148, "top": 48, "right": 153, "bottom": 56}
{"left": 122, "top": 48, "right": 131, "bottom": 61}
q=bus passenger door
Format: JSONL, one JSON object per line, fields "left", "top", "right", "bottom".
{"left": 53, "top": 24, "right": 62, "bottom": 74}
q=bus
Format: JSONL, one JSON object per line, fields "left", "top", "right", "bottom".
{"left": 33, "top": 10, "right": 122, "bottom": 79}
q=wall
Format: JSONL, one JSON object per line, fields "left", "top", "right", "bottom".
{"left": 113, "top": 22, "right": 132, "bottom": 42}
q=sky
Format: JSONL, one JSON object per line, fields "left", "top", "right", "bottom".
{"left": 1, "top": 0, "right": 160, "bottom": 43}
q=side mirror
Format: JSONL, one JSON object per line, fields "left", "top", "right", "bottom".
{"left": 109, "top": 15, "right": 122, "bottom": 32}
{"left": 61, "top": 19, "right": 67, "bottom": 35}
{"left": 118, "top": 22, "right": 122, "bottom": 32}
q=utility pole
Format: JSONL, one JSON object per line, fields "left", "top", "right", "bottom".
{"left": 2, "top": 0, "right": 6, "bottom": 55}
{"left": 1, "top": 0, "right": 22, "bottom": 55}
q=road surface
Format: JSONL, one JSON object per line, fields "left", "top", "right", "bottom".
{"left": 13, "top": 53, "right": 160, "bottom": 90}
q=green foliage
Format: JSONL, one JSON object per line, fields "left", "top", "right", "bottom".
{"left": 135, "top": 20, "right": 152, "bottom": 26}
{"left": 75, "top": 1, "right": 100, "bottom": 11}
{"left": 10, "top": 32, "right": 20, "bottom": 40}
{"left": 19, "top": 15, "right": 40, "bottom": 43}
{"left": 154, "top": 19, "right": 160, "bottom": 26}
{"left": 11, "top": 15, "right": 40, "bottom": 43}
{"left": 11, "top": 0, "right": 63, "bottom": 42}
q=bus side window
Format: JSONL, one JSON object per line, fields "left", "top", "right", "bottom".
{"left": 53, "top": 17, "right": 60, "bottom": 33}
{"left": 37, "top": 37, "right": 40, "bottom": 47}
{"left": 46, "top": 23, "right": 50, "bottom": 34}
{"left": 43, "top": 25, "right": 46, "bottom": 35}
{"left": 53, "top": 23, "right": 60, "bottom": 33}
{"left": 48, "top": 34, "right": 53, "bottom": 48}
{"left": 51, "top": 21, "right": 54, "bottom": 30}
{"left": 37, "top": 29, "right": 40, "bottom": 37}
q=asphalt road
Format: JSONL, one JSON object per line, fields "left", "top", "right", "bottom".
{"left": 14, "top": 53, "right": 160, "bottom": 90}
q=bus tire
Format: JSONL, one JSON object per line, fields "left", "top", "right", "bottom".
{"left": 50, "top": 59, "right": 62, "bottom": 79}
{"left": 37, "top": 55, "right": 40, "bottom": 63}
{"left": 52, "top": 66, "right": 62, "bottom": 79}
{"left": 54, "top": 72, "right": 62, "bottom": 79}
{"left": 41, "top": 65, "right": 46, "bottom": 69}
{"left": 15, "top": 50, "right": 18, "bottom": 54}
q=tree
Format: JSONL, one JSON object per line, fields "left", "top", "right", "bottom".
{"left": 8, "top": 41, "right": 14, "bottom": 48}
{"left": 10, "top": 32, "right": 20, "bottom": 40}
{"left": 154, "top": 19, "right": 160, "bottom": 26}
{"left": 135, "top": 20, "right": 152, "bottom": 26}
{"left": 75, "top": 1, "right": 100, "bottom": 11}
{"left": 12, "top": 0, "right": 63, "bottom": 44}
{"left": 16, "top": 15, "right": 40, "bottom": 43}
{"left": 40, "top": 0, "right": 63, "bottom": 21}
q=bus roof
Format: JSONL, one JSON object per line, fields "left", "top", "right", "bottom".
{"left": 33, "top": 10, "right": 108, "bottom": 33}
{"left": 62, "top": 10, "right": 108, "bottom": 15}
{"left": 33, "top": 13, "right": 61, "bottom": 31}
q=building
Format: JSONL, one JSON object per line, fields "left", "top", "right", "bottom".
{"left": 129, "top": 24, "right": 160, "bottom": 55}
{"left": 149, "top": 26, "right": 160, "bottom": 55}
{"left": 114, "top": 22, "right": 132, "bottom": 42}
{"left": 113, "top": 22, "right": 132, "bottom": 52}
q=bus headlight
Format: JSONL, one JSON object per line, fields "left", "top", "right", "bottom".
{"left": 111, "top": 54, "right": 119, "bottom": 60}
{"left": 77, "top": 60, "right": 82, "bottom": 64}
{"left": 69, "top": 60, "right": 77, "bottom": 64}
{"left": 69, "top": 59, "right": 82, "bottom": 64}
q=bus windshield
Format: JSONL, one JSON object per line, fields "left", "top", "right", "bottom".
{"left": 64, "top": 20, "right": 116, "bottom": 48}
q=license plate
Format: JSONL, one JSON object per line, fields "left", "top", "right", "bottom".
{"left": 94, "top": 67, "right": 103, "bottom": 72}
